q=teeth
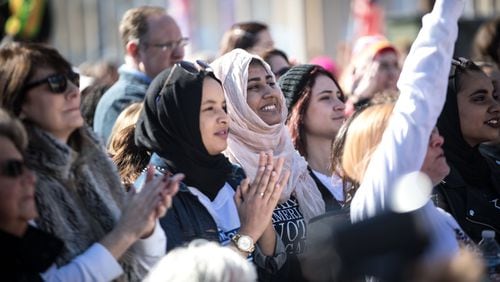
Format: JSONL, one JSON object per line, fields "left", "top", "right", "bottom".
{"left": 261, "top": 104, "right": 276, "bottom": 111}
{"left": 487, "top": 118, "right": 499, "bottom": 125}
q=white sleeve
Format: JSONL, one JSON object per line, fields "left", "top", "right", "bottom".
{"left": 350, "top": 0, "right": 464, "bottom": 221}
{"left": 40, "top": 243, "right": 123, "bottom": 282}
{"left": 128, "top": 219, "right": 167, "bottom": 274}
{"left": 40, "top": 222, "right": 166, "bottom": 281}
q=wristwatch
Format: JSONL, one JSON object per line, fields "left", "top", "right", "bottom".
{"left": 231, "top": 234, "right": 255, "bottom": 253}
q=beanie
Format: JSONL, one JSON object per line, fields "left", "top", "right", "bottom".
{"left": 278, "top": 64, "right": 316, "bottom": 112}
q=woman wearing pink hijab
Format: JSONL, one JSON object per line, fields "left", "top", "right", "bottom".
{"left": 211, "top": 49, "right": 325, "bottom": 281}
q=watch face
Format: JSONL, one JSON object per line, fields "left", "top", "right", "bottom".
{"left": 238, "top": 236, "right": 252, "bottom": 250}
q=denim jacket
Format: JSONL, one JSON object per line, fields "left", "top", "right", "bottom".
{"left": 135, "top": 154, "right": 287, "bottom": 278}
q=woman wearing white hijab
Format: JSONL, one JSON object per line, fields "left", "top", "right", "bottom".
{"left": 211, "top": 49, "right": 325, "bottom": 281}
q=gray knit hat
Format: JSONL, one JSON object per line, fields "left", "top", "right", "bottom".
{"left": 278, "top": 64, "right": 316, "bottom": 112}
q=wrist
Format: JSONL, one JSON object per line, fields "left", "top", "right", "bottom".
{"left": 231, "top": 233, "right": 255, "bottom": 255}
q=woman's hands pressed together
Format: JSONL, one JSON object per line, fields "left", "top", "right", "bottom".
{"left": 235, "top": 152, "right": 290, "bottom": 255}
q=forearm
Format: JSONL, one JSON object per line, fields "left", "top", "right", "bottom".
{"left": 99, "top": 226, "right": 138, "bottom": 260}
{"left": 257, "top": 223, "right": 277, "bottom": 256}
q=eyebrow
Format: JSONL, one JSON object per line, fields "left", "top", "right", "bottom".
{"left": 248, "top": 75, "right": 273, "bottom": 83}
{"left": 470, "top": 89, "right": 489, "bottom": 96}
{"left": 201, "top": 99, "right": 218, "bottom": 105}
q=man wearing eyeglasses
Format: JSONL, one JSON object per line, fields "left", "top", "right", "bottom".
{"left": 94, "top": 6, "right": 186, "bottom": 144}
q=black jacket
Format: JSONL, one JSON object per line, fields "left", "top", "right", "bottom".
{"left": 434, "top": 158, "right": 500, "bottom": 244}
{"left": 1, "top": 226, "right": 63, "bottom": 282}
{"left": 139, "top": 154, "right": 288, "bottom": 281}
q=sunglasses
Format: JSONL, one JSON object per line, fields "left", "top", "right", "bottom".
{"left": 24, "top": 72, "right": 80, "bottom": 94}
{"left": 449, "top": 57, "right": 471, "bottom": 94}
{"left": 156, "top": 60, "right": 212, "bottom": 103}
{"left": 142, "top": 37, "right": 189, "bottom": 51}
{"left": 0, "top": 159, "right": 27, "bottom": 178}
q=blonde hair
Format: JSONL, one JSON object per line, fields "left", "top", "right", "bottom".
{"left": 341, "top": 103, "right": 395, "bottom": 183}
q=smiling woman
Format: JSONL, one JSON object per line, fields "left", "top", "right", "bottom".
{"left": 435, "top": 57, "right": 500, "bottom": 244}
{"left": 133, "top": 61, "right": 288, "bottom": 280}
{"left": 211, "top": 49, "right": 326, "bottom": 281}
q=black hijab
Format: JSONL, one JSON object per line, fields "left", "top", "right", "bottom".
{"left": 437, "top": 58, "right": 494, "bottom": 192}
{"left": 135, "top": 63, "right": 233, "bottom": 200}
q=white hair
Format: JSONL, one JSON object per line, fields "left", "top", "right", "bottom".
{"left": 144, "top": 239, "right": 257, "bottom": 282}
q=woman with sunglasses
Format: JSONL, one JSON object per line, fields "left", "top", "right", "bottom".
{"left": 0, "top": 42, "right": 182, "bottom": 281}
{"left": 134, "top": 61, "right": 289, "bottom": 279}
{"left": 279, "top": 64, "right": 347, "bottom": 211}
{"left": 434, "top": 57, "right": 500, "bottom": 244}
{"left": 0, "top": 108, "right": 60, "bottom": 281}
{"left": 211, "top": 49, "right": 326, "bottom": 281}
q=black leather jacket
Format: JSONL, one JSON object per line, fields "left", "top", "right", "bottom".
{"left": 434, "top": 158, "right": 500, "bottom": 244}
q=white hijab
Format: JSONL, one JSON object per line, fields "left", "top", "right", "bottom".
{"left": 211, "top": 49, "right": 325, "bottom": 221}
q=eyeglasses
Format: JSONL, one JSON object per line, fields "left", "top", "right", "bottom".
{"left": 24, "top": 72, "right": 80, "bottom": 94}
{"left": 0, "top": 159, "right": 27, "bottom": 178}
{"left": 143, "top": 37, "right": 189, "bottom": 51}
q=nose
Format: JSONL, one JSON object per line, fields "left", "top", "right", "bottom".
{"left": 65, "top": 82, "right": 80, "bottom": 100}
{"left": 21, "top": 168, "right": 37, "bottom": 186}
{"left": 334, "top": 99, "right": 346, "bottom": 112}
{"left": 218, "top": 109, "right": 229, "bottom": 125}
{"left": 488, "top": 98, "right": 500, "bottom": 114}
{"left": 430, "top": 131, "right": 445, "bottom": 148}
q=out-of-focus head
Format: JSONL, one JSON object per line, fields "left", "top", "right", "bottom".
{"left": 280, "top": 64, "right": 345, "bottom": 156}
{"left": 0, "top": 42, "right": 83, "bottom": 142}
{"left": 0, "top": 108, "right": 37, "bottom": 237}
{"left": 341, "top": 35, "right": 399, "bottom": 95}
{"left": 144, "top": 239, "right": 257, "bottom": 282}
{"left": 219, "top": 22, "right": 274, "bottom": 57}
{"left": 120, "top": 6, "right": 185, "bottom": 78}
{"left": 310, "top": 56, "right": 340, "bottom": 79}
{"left": 439, "top": 58, "right": 500, "bottom": 148}
{"left": 472, "top": 18, "right": 500, "bottom": 66}
{"left": 263, "top": 49, "right": 291, "bottom": 80}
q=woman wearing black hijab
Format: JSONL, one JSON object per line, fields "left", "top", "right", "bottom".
{"left": 435, "top": 57, "right": 500, "bottom": 244}
{"left": 134, "top": 62, "right": 289, "bottom": 276}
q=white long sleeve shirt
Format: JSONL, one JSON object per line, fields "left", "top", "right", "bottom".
{"left": 40, "top": 221, "right": 166, "bottom": 282}
{"left": 350, "top": 0, "right": 465, "bottom": 261}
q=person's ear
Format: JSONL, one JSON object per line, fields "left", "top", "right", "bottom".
{"left": 126, "top": 40, "right": 140, "bottom": 58}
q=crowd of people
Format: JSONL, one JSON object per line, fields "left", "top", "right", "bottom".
{"left": 1, "top": 0, "right": 499, "bottom": 281}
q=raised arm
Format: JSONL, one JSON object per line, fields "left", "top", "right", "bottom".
{"left": 351, "top": 0, "right": 464, "bottom": 220}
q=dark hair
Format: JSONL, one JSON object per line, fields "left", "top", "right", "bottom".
{"left": 111, "top": 125, "right": 150, "bottom": 189}
{"left": 80, "top": 84, "right": 110, "bottom": 127}
{"left": 219, "top": 22, "right": 268, "bottom": 55}
{"left": 448, "top": 57, "right": 482, "bottom": 95}
{"left": 263, "top": 49, "right": 290, "bottom": 64}
{"left": 0, "top": 42, "right": 73, "bottom": 116}
{"left": 287, "top": 67, "right": 345, "bottom": 158}
{"left": 471, "top": 18, "right": 500, "bottom": 65}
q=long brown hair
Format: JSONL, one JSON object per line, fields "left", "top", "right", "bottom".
{"left": 286, "top": 67, "right": 344, "bottom": 158}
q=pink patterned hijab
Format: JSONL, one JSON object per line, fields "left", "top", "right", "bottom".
{"left": 211, "top": 49, "right": 325, "bottom": 221}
